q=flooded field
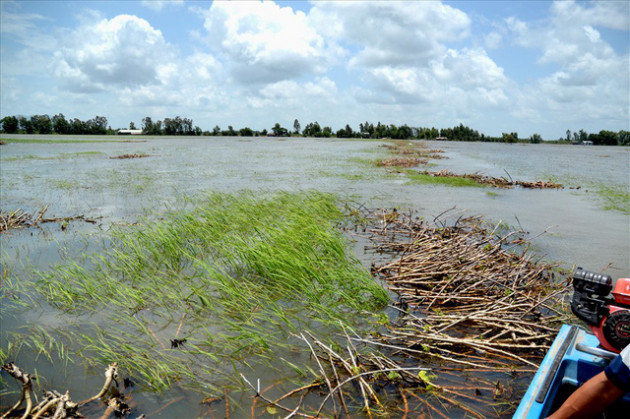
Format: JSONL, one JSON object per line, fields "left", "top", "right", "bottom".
{"left": 1, "top": 135, "right": 629, "bottom": 417}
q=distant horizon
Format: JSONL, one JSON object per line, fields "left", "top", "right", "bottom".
{"left": 1, "top": 1, "right": 628, "bottom": 139}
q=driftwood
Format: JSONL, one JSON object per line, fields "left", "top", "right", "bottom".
{"left": 0, "top": 206, "right": 100, "bottom": 233}
{"left": 241, "top": 330, "right": 430, "bottom": 419}
{"left": 109, "top": 154, "right": 148, "bottom": 159}
{"left": 1, "top": 363, "right": 128, "bottom": 419}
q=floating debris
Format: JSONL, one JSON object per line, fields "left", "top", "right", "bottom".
{"left": 110, "top": 153, "right": 149, "bottom": 159}
{"left": 366, "top": 210, "right": 569, "bottom": 366}
{"left": 0, "top": 206, "right": 100, "bottom": 233}
{"left": 1, "top": 362, "right": 135, "bottom": 418}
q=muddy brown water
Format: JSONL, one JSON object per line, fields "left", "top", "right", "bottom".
{"left": 1, "top": 135, "right": 628, "bottom": 417}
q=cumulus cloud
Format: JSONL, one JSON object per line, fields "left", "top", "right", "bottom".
{"left": 506, "top": 0, "right": 629, "bottom": 125}
{"left": 247, "top": 77, "right": 337, "bottom": 109}
{"left": 361, "top": 47, "right": 508, "bottom": 108}
{"left": 201, "top": 1, "right": 333, "bottom": 84}
{"left": 141, "top": 1, "right": 185, "bottom": 12}
{"left": 52, "top": 14, "right": 176, "bottom": 92}
{"left": 309, "top": 1, "right": 470, "bottom": 68}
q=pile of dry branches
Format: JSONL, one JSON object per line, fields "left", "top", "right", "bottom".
{"left": 365, "top": 210, "right": 570, "bottom": 369}
{"left": 417, "top": 170, "right": 565, "bottom": 189}
{"left": 110, "top": 154, "right": 149, "bottom": 159}
{"left": 242, "top": 330, "right": 432, "bottom": 419}
{"left": 0, "top": 206, "right": 99, "bottom": 233}
{"left": 1, "top": 362, "right": 140, "bottom": 419}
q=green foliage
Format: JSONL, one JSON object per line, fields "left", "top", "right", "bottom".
{"left": 1, "top": 115, "right": 19, "bottom": 133}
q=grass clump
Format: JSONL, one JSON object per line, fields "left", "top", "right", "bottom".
{"left": 404, "top": 171, "right": 485, "bottom": 187}
{"left": 593, "top": 184, "right": 630, "bottom": 214}
{"left": 3, "top": 191, "right": 388, "bottom": 393}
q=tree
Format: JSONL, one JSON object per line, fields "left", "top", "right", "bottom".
{"left": 53, "top": 114, "right": 70, "bottom": 134}
{"left": 618, "top": 130, "right": 630, "bottom": 146}
{"left": 598, "top": 130, "right": 618, "bottom": 146}
{"left": 239, "top": 127, "right": 254, "bottom": 136}
{"left": 579, "top": 129, "right": 588, "bottom": 143}
{"left": 272, "top": 123, "right": 288, "bottom": 136}
{"left": 30, "top": 115, "right": 52, "bottom": 134}
{"left": 502, "top": 132, "right": 516, "bottom": 144}
{"left": 1, "top": 116, "right": 19, "bottom": 133}
{"left": 529, "top": 133, "right": 542, "bottom": 144}
{"left": 212, "top": 125, "right": 221, "bottom": 136}
{"left": 89, "top": 116, "right": 107, "bottom": 134}
{"left": 18, "top": 116, "right": 34, "bottom": 134}
{"left": 566, "top": 129, "right": 572, "bottom": 143}
{"left": 293, "top": 119, "right": 301, "bottom": 135}
{"left": 142, "top": 116, "right": 154, "bottom": 134}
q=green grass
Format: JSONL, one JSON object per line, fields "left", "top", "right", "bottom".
{"left": 594, "top": 184, "right": 630, "bottom": 214}
{"left": 1, "top": 191, "right": 388, "bottom": 393}
{"left": 49, "top": 179, "right": 80, "bottom": 190}
{"left": 3, "top": 151, "right": 105, "bottom": 162}
{"left": 404, "top": 171, "right": 485, "bottom": 187}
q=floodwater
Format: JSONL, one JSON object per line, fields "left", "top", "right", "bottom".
{"left": 1, "top": 135, "right": 629, "bottom": 416}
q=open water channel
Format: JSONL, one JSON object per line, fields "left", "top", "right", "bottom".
{"left": 1, "top": 135, "right": 629, "bottom": 417}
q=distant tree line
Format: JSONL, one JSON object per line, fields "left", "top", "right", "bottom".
{"left": 0, "top": 114, "right": 109, "bottom": 135}
{"left": 1, "top": 113, "right": 628, "bottom": 145}
{"left": 559, "top": 129, "right": 630, "bottom": 146}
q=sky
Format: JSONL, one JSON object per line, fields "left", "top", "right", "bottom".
{"left": 1, "top": 0, "right": 628, "bottom": 139}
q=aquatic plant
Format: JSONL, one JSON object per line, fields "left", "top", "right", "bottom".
{"left": 592, "top": 184, "right": 630, "bottom": 215}
{"left": 2, "top": 191, "right": 388, "bottom": 395}
{"left": 404, "top": 171, "right": 485, "bottom": 187}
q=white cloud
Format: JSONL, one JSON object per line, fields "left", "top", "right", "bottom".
{"left": 201, "top": 1, "right": 332, "bottom": 84}
{"left": 247, "top": 77, "right": 338, "bottom": 109}
{"left": 506, "top": 0, "right": 629, "bottom": 127}
{"left": 141, "top": 1, "right": 185, "bottom": 12}
{"left": 52, "top": 14, "right": 175, "bottom": 92}
{"left": 309, "top": 1, "right": 470, "bottom": 68}
{"left": 484, "top": 32, "right": 502, "bottom": 50}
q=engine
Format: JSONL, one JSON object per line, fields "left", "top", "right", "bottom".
{"left": 571, "top": 267, "right": 630, "bottom": 353}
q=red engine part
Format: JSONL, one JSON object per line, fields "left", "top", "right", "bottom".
{"left": 613, "top": 277, "right": 630, "bottom": 305}
{"left": 590, "top": 278, "right": 630, "bottom": 353}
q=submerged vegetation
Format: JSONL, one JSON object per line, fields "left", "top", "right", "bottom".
{"left": 1, "top": 192, "right": 388, "bottom": 399}
{"left": 1, "top": 191, "right": 575, "bottom": 417}
{"left": 588, "top": 183, "right": 630, "bottom": 215}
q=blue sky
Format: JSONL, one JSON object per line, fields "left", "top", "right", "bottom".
{"left": 1, "top": 0, "right": 628, "bottom": 139}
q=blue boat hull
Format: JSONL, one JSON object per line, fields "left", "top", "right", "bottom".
{"left": 514, "top": 324, "right": 630, "bottom": 418}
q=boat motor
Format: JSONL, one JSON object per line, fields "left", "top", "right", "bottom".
{"left": 571, "top": 267, "right": 630, "bottom": 353}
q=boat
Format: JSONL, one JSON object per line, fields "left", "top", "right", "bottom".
{"left": 515, "top": 268, "right": 630, "bottom": 418}
{"left": 514, "top": 324, "right": 630, "bottom": 418}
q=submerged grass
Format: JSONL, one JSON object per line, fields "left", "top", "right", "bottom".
{"left": 404, "top": 171, "right": 485, "bottom": 187}
{"left": 592, "top": 184, "right": 630, "bottom": 214}
{"left": 2, "top": 191, "right": 388, "bottom": 394}
{"left": 3, "top": 151, "right": 105, "bottom": 162}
